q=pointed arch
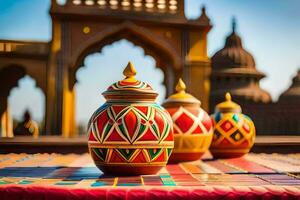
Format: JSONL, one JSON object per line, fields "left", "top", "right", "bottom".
{"left": 0, "top": 64, "right": 45, "bottom": 127}
{"left": 0, "top": 64, "right": 45, "bottom": 97}
{"left": 68, "top": 21, "right": 181, "bottom": 88}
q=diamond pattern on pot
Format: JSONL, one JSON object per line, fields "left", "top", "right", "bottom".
{"left": 175, "top": 112, "right": 194, "bottom": 133}
{"left": 211, "top": 113, "right": 255, "bottom": 149}
{"left": 230, "top": 130, "right": 243, "bottom": 142}
{"left": 171, "top": 107, "right": 212, "bottom": 135}
{"left": 89, "top": 104, "right": 172, "bottom": 145}
{"left": 219, "top": 120, "right": 234, "bottom": 132}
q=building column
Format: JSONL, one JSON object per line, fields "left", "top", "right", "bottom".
{"left": 62, "top": 85, "right": 77, "bottom": 138}
{"left": 185, "top": 61, "right": 211, "bottom": 111}
{"left": 45, "top": 20, "right": 61, "bottom": 135}
{"left": 0, "top": 98, "right": 13, "bottom": 138}
{"left": 184, "top": 30, "right": 211, "bottom": 111}
{"left": 45, "top": 19, "right": 77, "bottom": 137}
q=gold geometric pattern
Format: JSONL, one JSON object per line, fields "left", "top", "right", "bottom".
{"left": 169, "top": 106, "right": 213, "bottom": 153}
{"left": 211, "top": 113, "right": 255, "bottom": 149}
{"left": 173, "top": 133, "right": 213, "bottom": 153}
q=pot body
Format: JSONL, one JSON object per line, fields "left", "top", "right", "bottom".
{"left": 88, "top": 102, "right": 174, "bottom": 175}
{"left": 165, "top": 105, "right": 213, "bottom": 163}
{"left": 210, "top": 112, "right": 255, "bottom": 158}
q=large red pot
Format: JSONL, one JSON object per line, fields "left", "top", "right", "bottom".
{"left": 87, "top": 62, "right": 174, "bottom": 175}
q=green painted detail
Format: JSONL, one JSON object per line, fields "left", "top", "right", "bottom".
{"left": 137, "top": 124, "right": 146, "bottom": 139}
{"left": 153, "top": 104, "right": 163, "bottom": 109}
{"left": 160, "top": 175, "right": 176, "bottom": 186}
{"left": 151, "top": 124, "right": 160, "bottom": 138}
{"left": 118, "top": 124, "right": 129, "bottom": 142}
{"left": 93, "top": 148, "right": 108, "bottom": 161}
{"left": 117, "top": 149, "right": 136, "bottom": 160}
{"left": 18, "top": 180, "right": 34, "bottom": 184}
{"left": 232, "top": 114, "right": 239, "bottom": 123}
{"left": 160, "top": 174, "right": 171, "bottom": 178}
{"left": 134, "top": 108, "right": 148, "bottom": 121}
{"left": 167, "top": 148, "right": 173, "bottom": 157}
{"left": 162, "top": 181, "right": 176, "bottom": 186}
{"left": 55, "top": 181, "right": 78, "bottom": 185}
{"left": 0, "top": 180, "right": 11, "bottom": 185}
{"left": 161, "top": 122, "right": 169, "bottom": 140}
{"left": 93, "top": 104, "right": 109, "bottom": 118}
{"left": 148, "top": 148, "right": 162, "bottom": 160}
{"left": 117, "top": 107, "right": 130, "bottom": 119}
{"left": 91, "top": 182, "right": 106, "bottom": 187}
{"left": 112, "top": 83, "right": 118, "bottom": 88}
{"left": 103, "top": 123, "right": 113, "bottom": 141}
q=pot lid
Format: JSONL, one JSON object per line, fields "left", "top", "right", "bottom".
{"left": 102, "top": 62, "right": 158, "bottom": 102}
{"left": 215, "top": 92, "right": 242, "bottom": 113}
{"left": 163, "top": 78, "right": 200, "bottom": 107}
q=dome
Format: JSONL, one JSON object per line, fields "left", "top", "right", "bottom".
{"left": 209, "top": 18, "right": 272, "bottom": 104}
{"left": 212, "top": 19, "right": 256, "bottom": 70}
{"left": 279, "top": 69, "right": 300, "bottom": 102}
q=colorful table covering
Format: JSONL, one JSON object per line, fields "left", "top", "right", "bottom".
{"left": 0, "top": 153, "right": 299, "bottom": 199}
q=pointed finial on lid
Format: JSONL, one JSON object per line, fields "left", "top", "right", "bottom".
{"left": 123, "top": 62, "right": 136, "bottom": 77}
{"left": 175, "top": 78, "right": 186, "bottom": 93}
{"left": 232, "top": 17, "right": 237, "bottom": 33}
{"left": 215, "top": 92, "right": 241, "bottom": 113}
{"left": 225, "top": 92, "right": 231, "bottom": 101}
{"left": 162, "top": 78, "right": 201, "bottom": 106}
{"left": 123, "top": 62, "right": 137, "bottom": 82}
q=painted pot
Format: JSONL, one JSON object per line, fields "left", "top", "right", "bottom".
{"left": 210, "top": 93, "right": 256, "bottom": 158}
{"left": 87, "top": 62, "right": 174, "bottom": 175}
{"left": 162, "top": 79, "right": 213, "bottom": 163}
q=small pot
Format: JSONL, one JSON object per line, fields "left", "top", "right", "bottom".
{"left": 162, "top": 79, "right": 213, "bottom": 163}
{"left": 210, "top": 93, "right": 256, "bottom": 158}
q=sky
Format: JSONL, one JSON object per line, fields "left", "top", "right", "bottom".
{"left": 0, "top": 0, "right": 299, "bottom": 125}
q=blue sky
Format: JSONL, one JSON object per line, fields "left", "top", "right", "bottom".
{"left": 1, "top": 0, "right": 299, "bottom": 125}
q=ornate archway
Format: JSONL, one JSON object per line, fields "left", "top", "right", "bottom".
{"left": 68, "top": 21, "right": 180, "bottom": 93}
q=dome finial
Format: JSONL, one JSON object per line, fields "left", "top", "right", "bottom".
{"left": 123, "top": 62, "right": 137, "bottom": 81}
{"left": 201, "top": 5, "right": 206, "bottom": 14}
{"left": 198, "top": 4, "right": 210, "bottom": 23}
{"left": 175, "top": 78, "right": 186, "bottom": 93}
{"left": 232, "top": 17, "right": 237, "bottom": 33}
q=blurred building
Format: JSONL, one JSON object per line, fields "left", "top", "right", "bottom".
{"left": 0, "top": 0, "right": 299, "bottom": 136}
{"left": 0, "top": 0, "right": 212, "bottom": 136}
{"left": 210, "top": 19, "right": 300, "bottom": 135}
